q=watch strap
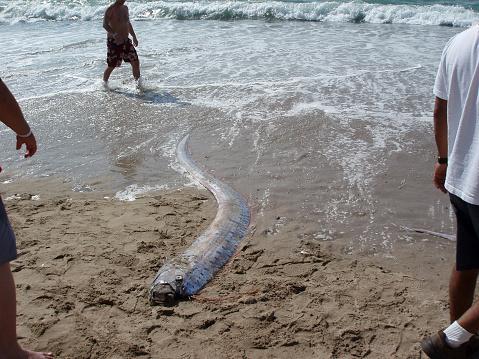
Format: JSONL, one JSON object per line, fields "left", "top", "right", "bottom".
{"left": 437, "top": 157, "right": 448, "bottom": 165}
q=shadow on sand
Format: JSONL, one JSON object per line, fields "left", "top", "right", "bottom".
{"left": 107, "top": 87, "right": 190, "bottom": 106}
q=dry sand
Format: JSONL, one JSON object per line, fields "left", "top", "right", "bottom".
{"left": 4, "top": 179, "right": 454, "bottom": 359}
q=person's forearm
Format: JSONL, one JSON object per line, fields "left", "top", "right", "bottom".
{"left": 103, "top": 22, "right": 114, "bottom": 33}
{"left": 103, "top": 15, "right": 113, "bottom": 34}
{"left": 434, "top": 97, "right": 448, "bottom": 158}
{"left": 0, "top": 80, "right": 31, "bottom": 136}
{"left": 129, "top": 23, "right": 137, "bottom": 39}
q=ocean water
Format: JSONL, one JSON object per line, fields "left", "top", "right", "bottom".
{"left": 1, "top": 0, "right": 479, "bottom": 25}
{"left": 0, "top": 0, "right": 472, "bottom": 257}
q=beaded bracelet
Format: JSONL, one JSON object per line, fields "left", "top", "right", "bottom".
{"left": 17, "top": 130, "right": 32, "bottom": 138}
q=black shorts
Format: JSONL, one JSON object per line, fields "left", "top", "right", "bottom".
{"left": 450, "top": 193, "right": 479, "bottom": 270}
{"left": 0, "top": 198, "right": 17, "bottom": 266}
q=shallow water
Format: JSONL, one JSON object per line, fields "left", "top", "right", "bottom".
{"left": 0, "top": 17, "right": 464, "bottom": 259}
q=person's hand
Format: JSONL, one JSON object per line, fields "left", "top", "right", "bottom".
{"left": 16, "top": 132, "right": 37, "bottom": 158}
{"left": 433, "top": 163, "right": 447, "bottom": 193}
{"left": 132, "top": 37, "right": 138, "bottom": 47}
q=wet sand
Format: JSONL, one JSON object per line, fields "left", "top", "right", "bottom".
{"left": 4, "top": 172, "right": 454, "bottom": 358}
{"left": 0, "top": 18, "right": 463, "bottom": 359}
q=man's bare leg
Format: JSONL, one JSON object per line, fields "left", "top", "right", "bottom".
{"left": 449, "top": 266, "right": 478, "bottom": 324}
{"left": 0, "top": 263, "right": 53, "bottom": 359}
{"left": 459, "top": 300, "right": 479, "bottom": 334}
{"left": 131, "top": 60, "right": 140, "bottom": 81}
{"left": 449, "top": 266, "right": 478, "bottom": 322}
{"left": 452, "top": 267, "right": 479, "bottom": 334}
{"left": 103, "top": 66, "right": 115, "bottom": 82}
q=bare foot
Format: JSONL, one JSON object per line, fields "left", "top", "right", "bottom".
{"left": 1, "top": 348, "right": 54, "bottom": 359}
{"left": 135, "top": 77, "right": 144, "bottom": 93}
{"left": 22, "top": 349, "right": 54, "bottom": 359}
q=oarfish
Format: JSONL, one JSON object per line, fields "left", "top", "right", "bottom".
{"left": 149, "top": 135, "right": 250, "bottom": 305}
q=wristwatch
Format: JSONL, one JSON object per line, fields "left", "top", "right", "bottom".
{"left": 437, "top": 157, "right": 448, "bottom": 165}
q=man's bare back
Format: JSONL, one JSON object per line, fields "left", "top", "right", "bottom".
{"left": 104, "top": 2, "right": 131, "bottom": 44}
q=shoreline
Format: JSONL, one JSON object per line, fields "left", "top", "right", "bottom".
{"left": 0, "top": 12, "right": 467, "bottom": 359}
{"left": 3, "top": 180, "right": 452, "bottom": 358}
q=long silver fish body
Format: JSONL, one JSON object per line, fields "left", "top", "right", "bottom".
{"left": 149, "top": 135, "right": 250, "bottom": 305}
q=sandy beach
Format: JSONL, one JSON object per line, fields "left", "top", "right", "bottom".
{"left": 4, "top": 173, "right": 454, "bottom": 359}
{"left": 1, "top": 4, "right": 474, "bottom": 357}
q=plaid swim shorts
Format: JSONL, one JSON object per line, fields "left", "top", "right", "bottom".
{"left": 107, "top": 37, "right": 139, "bottom": 68}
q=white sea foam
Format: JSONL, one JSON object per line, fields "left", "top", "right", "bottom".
{"left": 0, "top": 1, "right": 477, "bottom": 27}
{"left": 115, "top": 183, "right": 169, "bottom": 201}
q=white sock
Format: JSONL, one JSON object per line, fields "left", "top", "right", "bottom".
{"left": 443, "top": 321, "right": 474, "bottom": 348}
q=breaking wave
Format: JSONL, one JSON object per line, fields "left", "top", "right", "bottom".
{"left": 0, "top": 0, "right": 477, "bottom": 27}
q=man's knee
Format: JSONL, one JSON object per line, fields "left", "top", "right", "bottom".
{"left": 0, "top": 261, "right": 12, "bottom": 277}
{"left": 453, "top": 267, "right": 479, "bottom": 280}
{"left": 461, "top": 269, "right": 479, "bottom": 276}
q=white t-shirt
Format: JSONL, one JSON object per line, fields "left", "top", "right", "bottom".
{"left": 434, "top": 25, "right": 479, "bottom": 205}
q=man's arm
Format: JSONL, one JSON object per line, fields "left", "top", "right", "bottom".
{"left": 433, "top": 96, "right": 448, "bottom": 193}
{"left": 127, "top": 8, "right": 138, "bottom": 46}
{"left": 103, "top": 8, "right": 114, "bottom": 34}
{"left": 0, "top": 80, "right": 37, "bottom": 158}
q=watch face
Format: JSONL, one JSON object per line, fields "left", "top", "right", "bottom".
{"left": 438, "top": 157, "right": 448, "bottom": 164}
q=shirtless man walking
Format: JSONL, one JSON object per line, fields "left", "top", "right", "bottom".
{"left": 103, "top": 0, "right": 141, "bottom": 83}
